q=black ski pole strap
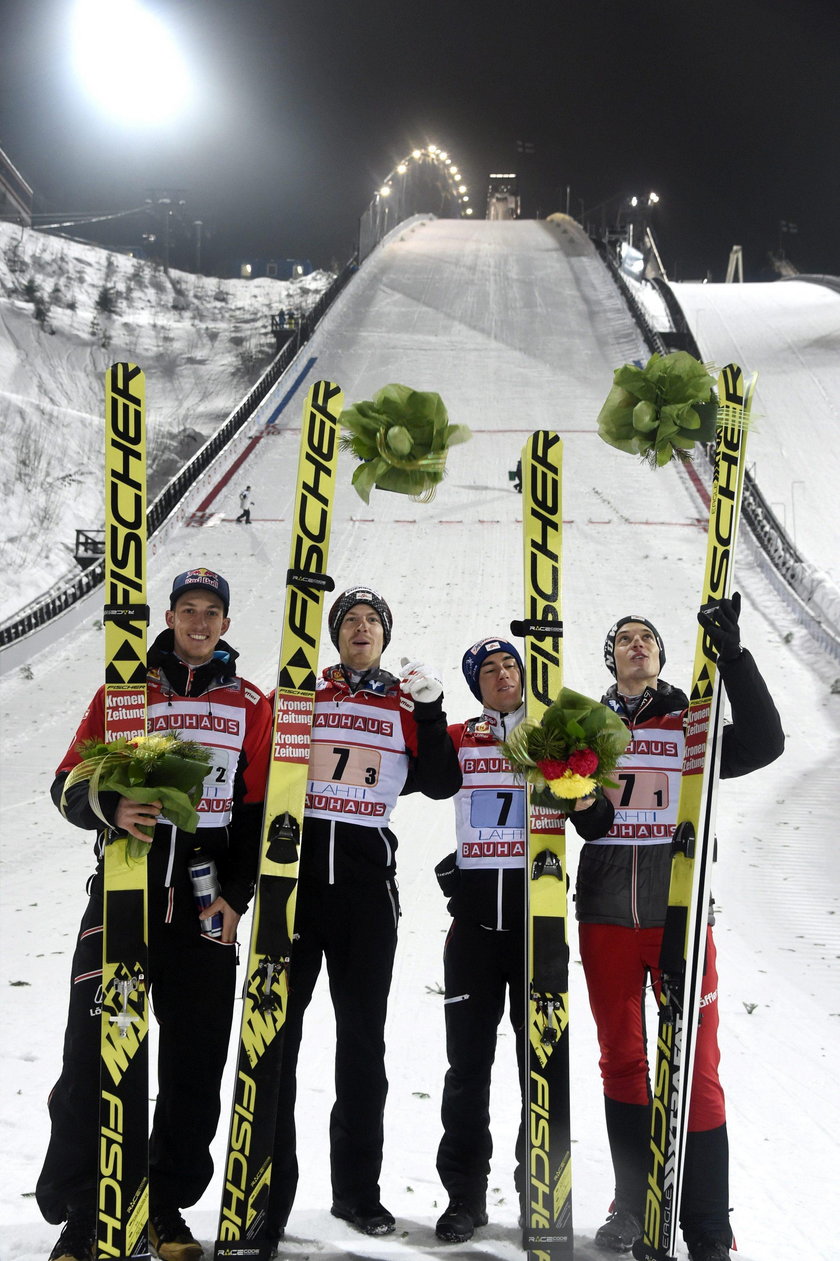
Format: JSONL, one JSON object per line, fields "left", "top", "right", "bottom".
{"left": 266, "top": 812, "right": 300, "bottom": 865}
{"left": 254, "top": 874, "right": 296, "bottom": 958}
{"left": 510, "top": 617, "right": 563, "bottom": 638}
{"left": 103, "top": 603, "right": 151, "bottom": 623}
{"left": 286, "top": 568, "right": 335, "bottom": 593}
{"left": 531, "top": 918, "right": 570, "bottom": 994}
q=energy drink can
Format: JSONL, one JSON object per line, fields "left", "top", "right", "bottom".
{"left": 188, "top": 855, "right": 223, "bottom": 938}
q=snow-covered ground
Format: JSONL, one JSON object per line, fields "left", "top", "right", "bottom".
{"left": 1, "top": 216, "right": 838, "bottom": 1261}
{"left": 0, "top": 221, "right": 333, "bottom": 620}
{"left": 669, "top": 277, "right": 840, "bottom": 591}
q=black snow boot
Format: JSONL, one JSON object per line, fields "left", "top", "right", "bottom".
{"left": 48, "top": 1213, "right": 95, "bottom": 1261}
{"left": 681, "top": 1123, "right": 732, "bottom": 1254}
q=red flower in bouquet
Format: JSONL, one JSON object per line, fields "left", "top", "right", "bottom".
{"left": 568, "top": 749, "right": 599, "bottom": 776}
{"left": 537, "top": 758, "right": 569, "bottom": 780}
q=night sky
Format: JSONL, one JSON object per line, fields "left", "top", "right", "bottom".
{"left": 2, "top": 0, "right": 839, "bottom": 280}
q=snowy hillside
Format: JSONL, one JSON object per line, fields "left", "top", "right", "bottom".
{"left": 670, "top": 277, "right": 840, "bottom": 589}
{"left": 0, "top": 221, "right": 333, "bottom": 620}
{"left": 1, "top": 217, "right": 838, "bottom": 1261}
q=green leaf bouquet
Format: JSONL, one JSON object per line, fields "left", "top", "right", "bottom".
{"left": 340, "top": 383, "right": 471, "bottom": 503}
{"left": 62, "top": 733, "right": 213, "bottom": 859}
{"left": 597, "top": 351, "right": 718, "bottom": 467}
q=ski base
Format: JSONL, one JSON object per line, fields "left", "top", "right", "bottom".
{"left": 214, "top": 379, "right": 343, "bottom": 1253}
{"left": 518, "top": 431, "right": 573, "bottom": 1260}
{"left": 640, "top": 364, "right": 755, "bottom": 1260}
{"left": 100, "top": 363, "right": 150, "bottom": 1261}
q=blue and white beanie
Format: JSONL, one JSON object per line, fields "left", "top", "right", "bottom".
{"left": 462, "top": 636, "right": 524, "bottom": 701}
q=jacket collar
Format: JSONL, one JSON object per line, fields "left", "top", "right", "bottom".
{"left": 603, "top": 678, "right": 689, "bottom": 722}
{"left": 323, "top": 663, "right": 398, "bottom": 696}
{"left": 147, "top": 628, "right": 238, "bottom": 697}
{"left": 481, "top": 701, "right": 526, "bottom": 742}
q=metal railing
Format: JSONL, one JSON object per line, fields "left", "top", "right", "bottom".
{"left": 0, "top": 255, "right": 358, "bottom": 650}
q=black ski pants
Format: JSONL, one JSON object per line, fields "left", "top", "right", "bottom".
{"left": 436, "top": 918, "right": 527, "bottom": 1204}
{"left": 36, "top": 878, "right": 237, "bottom": 1224}
{"left": 266, "top": 878, "right": 400, "bottom": 1233}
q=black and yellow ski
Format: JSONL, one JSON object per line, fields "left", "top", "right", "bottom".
{"left": 512, "top": 431, "right": 572, "bottom": 1259}
{"left": 634, "top": 365, "right": 756, "bottom": 1261}
{"left": 215, "top": 379, "right": 343, "bottom": 1260}
{"left": 99, "top": 363, "right": 150, "bottom": 1259}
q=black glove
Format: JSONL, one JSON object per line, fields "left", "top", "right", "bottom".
{"left": 434, "top": 851, "right": 460, "bottom": 898}
{"left": 698, "top": 591, "right": 742, "bottom": 662}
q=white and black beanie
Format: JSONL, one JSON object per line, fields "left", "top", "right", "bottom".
{"left": 462, "top": 636, "right": 524, "bottom": 701}
{"left": 604, "top": 616, "right": 666, "bottom": 676}
{"left": 328, "top": 586, "right": 393, "bottom": 649}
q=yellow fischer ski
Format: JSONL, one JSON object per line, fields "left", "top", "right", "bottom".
{"left": 215, "top": 379, "right": 343, "bottom": 1260}
{"left": 100, "top": 363, "right": 150, "bottom": 1259}
{"left": 511, "top": 431, "right": 572, "bottom": 1259}
{"left": 635, "top": 365, "right": 756, "bottom": 1261}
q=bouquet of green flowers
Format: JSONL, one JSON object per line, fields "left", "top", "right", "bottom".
{"left": 340, "top": 383, "right": 471, "bottom": 503}
{"left": 501, "top": 687, "right": 631, "bottom": 811}
{"left": 597, "top": 350, "right": 719, "bottom": 467}
{"left": 61, "top": 733, "right": 213, "bottom": 859}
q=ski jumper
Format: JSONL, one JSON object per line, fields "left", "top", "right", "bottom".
{"left": 575, "top": 649, "right": 784, "bottom": 1241}
{"left": 266, "top": 664, "right": 461, "bottom": 1235}
{"left": 435, "top": 703, "right": 605, "bottom": 1206}
{"left": 37, "top": 630, "right": 272, "bottom": 1224}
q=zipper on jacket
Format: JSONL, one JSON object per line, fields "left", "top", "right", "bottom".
{"left": 624, "top": 713, "right": 643, "bottom": 928}
{"left": 328, "top": 819, "right": 336, "bottom": 885}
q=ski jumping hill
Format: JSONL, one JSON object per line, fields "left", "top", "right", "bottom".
{"left": 1, "top": 215, "right": 837, "bottom": 1260}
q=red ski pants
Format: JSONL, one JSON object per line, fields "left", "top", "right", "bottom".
{"left": 578, "top": 922, "right": 726, "bottom": 1130}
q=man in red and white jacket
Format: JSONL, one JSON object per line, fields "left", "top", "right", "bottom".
{"left": 574, "top": 598, "right": 784, "bottom": 1261}
{"left": 432, "top": 636, "right": 604, "bottom": 1245}
{"left": 266, "top": 586, "right": 461, "bottom": 1246}
{"left": 38, "top": 568, "right": 272, "bottom": 1261}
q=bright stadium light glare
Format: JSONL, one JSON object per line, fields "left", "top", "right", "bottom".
{"left": 380, "top": 185, "right": 391, "bottom": 196}
{"left": 71, "top": 0, "right": 193, "bottom": 125}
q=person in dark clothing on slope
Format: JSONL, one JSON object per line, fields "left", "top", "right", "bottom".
{"left": 432, "top": 636, "right": 604, "bottom": 1243}
{"left": 572, "top": 596, "right": 784, "bottom": 1261}
{"left": 264, "top": 586, "right": 461, "bottom": 1248}
{"left": 235, "top": 486, "right": 253, "bottom": 524}
{"left": 38, "top": 568, "right": 272, "bottom": 1261}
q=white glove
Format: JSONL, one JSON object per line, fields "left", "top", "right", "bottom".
{"left": 399, "top": 657, "right": 444, "bottom": 704}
